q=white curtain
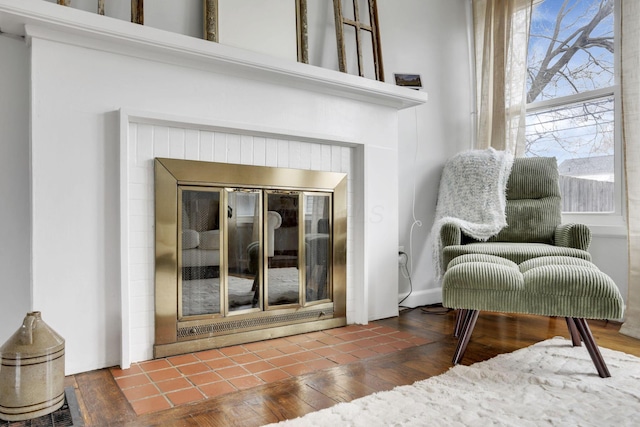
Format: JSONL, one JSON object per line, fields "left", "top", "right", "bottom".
{"left": 619, "top": 0, "right": 640, "bottom": 339}
{"left": 473, "top": 0, "right": 533, "bottom": 154}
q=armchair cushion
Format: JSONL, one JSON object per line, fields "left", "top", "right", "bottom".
{"left": 436, "top": 156, "right": 594, "bottom": 274}
{"left": 443, "top": 255, "right": 623, "bottom": 320}
{"left": 439, "top": 221, "right": 593, "bottom": 272}
{"left": 487, "top": 197, "right": 561, "bottom": 243}
{"left": 442, "top": 242, "right": 591, "bottom": 271}
{"left": 487, "top": 157, "right": 561, "bottom": 244}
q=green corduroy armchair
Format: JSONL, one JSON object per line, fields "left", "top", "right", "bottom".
{"left": 440, "top": 157, "right": 592, "bottom": 271}
{"left": 438, "top": 156, "right": 625, "bottom": 378}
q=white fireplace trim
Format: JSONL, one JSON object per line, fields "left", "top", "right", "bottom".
{"left": 119, "top": 108, "right": 362, "bottom": 368}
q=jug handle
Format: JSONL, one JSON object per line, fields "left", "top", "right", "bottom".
{"left": 20, "top": 314, "right": 36, "bottom": 345}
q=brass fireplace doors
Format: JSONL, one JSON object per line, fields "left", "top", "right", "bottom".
{"left": 154, "top": 158, "right": 347, "bottom": 358}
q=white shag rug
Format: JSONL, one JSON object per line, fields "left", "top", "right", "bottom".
{"left": 267, "top": 337, "right": 640, "bottom": 427}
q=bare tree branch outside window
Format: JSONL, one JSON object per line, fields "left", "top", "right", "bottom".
{"left": 527, "top": 0, "right": 614, "bottom": 103}
{"left": 525, "top": 0, "right": 615, "bottom": 213}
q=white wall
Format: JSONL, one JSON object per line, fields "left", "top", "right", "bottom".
{"left": 218, "top": 0, "right": 297, "bottom": 61}
{"left": 378, "top": 0, "right": 474, "bottom": 307}
{"left": 43, "top": 0, "right": 297, "bottom": 60}
{"left": 590, "top": 234, "right": 628, "bottom": 307}
{"left": 0, "top": 35, "right": 31, "bottom": 342}
{"left": 42, "top": 0, "right": 130, "bottom": 20}
{"left": 306, "top": 0, "right": 339, "bottom": 72}
{"left": 48, "top": 0, "right": 203, "bottom": 38}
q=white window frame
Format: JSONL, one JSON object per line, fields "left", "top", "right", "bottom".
{"left": 525, "top": 0, "right": 625, "bottom": 236}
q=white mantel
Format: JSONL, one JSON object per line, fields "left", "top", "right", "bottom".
{"left": 0, "top": 0, "right": 427, "bottom": 374}
{"left": 0, "top": 0, "right": 425, "bottom": 110}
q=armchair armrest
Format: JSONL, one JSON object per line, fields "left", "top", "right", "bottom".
{"left": 440, "top": 222, "right": 462, "bottom": 247}
{"left": 554, "top": 223, "right": 592, "bottom": 251}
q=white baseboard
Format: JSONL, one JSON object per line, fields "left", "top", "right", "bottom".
{"left": 398, "top": 287, "right": 442, "bottom": 309}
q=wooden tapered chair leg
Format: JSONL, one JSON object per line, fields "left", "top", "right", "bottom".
{"left": 565, "top": 317, "right": 582, "bottom": 347}
{"left": 454, "top": 309, "right": 468, "bottom": 338}
{"left": 452, "top": 310, "right": 479, "bottom": 365}
{"left": 573, "top": 318, "right": 611, "bottom": 378}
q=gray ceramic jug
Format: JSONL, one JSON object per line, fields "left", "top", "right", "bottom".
{"left": 0, "top": 311, "right": 65, "bottom": 421}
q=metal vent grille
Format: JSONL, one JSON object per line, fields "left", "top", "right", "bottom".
{"left": 2, "top": 388, "right": 83, "bottom": 427}
{"left": 178, "top": 308, "right": 333, "bottom": 338}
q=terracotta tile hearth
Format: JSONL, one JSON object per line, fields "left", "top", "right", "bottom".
{"left": 111, "top": 324, "right": 431, "bottom": 415}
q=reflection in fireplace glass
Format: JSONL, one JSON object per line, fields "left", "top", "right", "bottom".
{"left": 179, "top": 187, "right": 333, "bottom": 318}
{"left": 227, "top": 189, "right": 262, "bottom": 312}
{"left": 180, "top": 188, "right": 222, "bottom": 317}
{"left": 305, "top": 193, "right": 331, "bottom": 302}
{"left": 266, "top": 192, "right": 300, "bottom": 307}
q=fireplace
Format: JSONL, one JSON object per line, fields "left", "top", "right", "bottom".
{"left": 154, "top": 158, "right": 347, "bottom": 358}
{"left": 0, "top": 0, "right": 426, "bottom": 374}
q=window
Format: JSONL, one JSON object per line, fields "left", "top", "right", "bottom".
{"left": 525, "top": 0, "right": 620, "bottom": 217}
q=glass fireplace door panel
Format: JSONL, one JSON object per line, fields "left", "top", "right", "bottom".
{"left": 179, "top": 187, "right": 222, "bottom": 318}
{"left": 304, "top": 193, "right": 332, "bottom": 303}
{"left": 266, "top": 192, "right": 301, "bottom": 307}
{"left": 226, "top": 189, "right": 262, "bottom": 313}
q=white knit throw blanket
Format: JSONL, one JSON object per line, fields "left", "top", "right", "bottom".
{"left": 431, "top": 148, "right": 514, "bottom": 281}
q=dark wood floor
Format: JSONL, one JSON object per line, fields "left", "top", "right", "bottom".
{"left": 66, "top": 307, "right": 640, "bottom": 427}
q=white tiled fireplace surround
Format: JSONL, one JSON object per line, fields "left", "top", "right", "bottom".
{"left": 122, "top": 116, "right": 356, "bottom": 366}
{"left": 0, "top": 0, "right": 426, "bottom": 374}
